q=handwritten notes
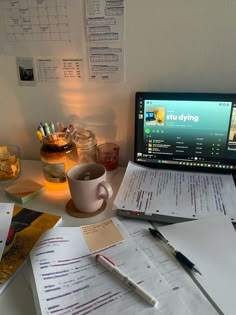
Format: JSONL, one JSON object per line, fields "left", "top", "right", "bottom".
{"left": 81, "top": 218, "right": 124, "bottom": 252}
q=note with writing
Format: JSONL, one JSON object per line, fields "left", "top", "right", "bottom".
{"left": 81, "top": 218, "right": 124, "bottom": 252}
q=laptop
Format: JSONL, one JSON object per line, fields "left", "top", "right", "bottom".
{"left": 117, "top": 92, "right": 236, "bottom": 222}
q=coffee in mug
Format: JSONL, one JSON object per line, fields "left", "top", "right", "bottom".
{"left": 67, "top": 163, "right": 113, "bottom": 213}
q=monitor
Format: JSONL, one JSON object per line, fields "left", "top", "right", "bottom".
{"left": 134, "top": 92, "right": 236, "bottom": 174}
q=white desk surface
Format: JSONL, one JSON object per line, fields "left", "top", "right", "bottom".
{"left": 0, "top": 160, "right": 126, "bottom": 315}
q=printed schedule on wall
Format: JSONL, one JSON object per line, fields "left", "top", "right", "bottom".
{"left": 85, "top": 0, "right": 125, "bottom": 81}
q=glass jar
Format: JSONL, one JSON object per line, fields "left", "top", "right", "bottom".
{"left": 40, "top": 132, "right": 78, "bottom": 185}
{"left": 0, "top": 145, "right": 21, "bottom": 182}
{"left": 73, "top": 129, "right": 97, "bottom": 163}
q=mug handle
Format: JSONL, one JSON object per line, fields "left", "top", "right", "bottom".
{"left": 98, "top": 181, "right": 113, "bottom": 200}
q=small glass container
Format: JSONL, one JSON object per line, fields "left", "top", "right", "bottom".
{"left": 40, "top": 132, "right": 78, "bottom": 185}
{"left": 0, "top": 145, "right": 21, "bottom": 181}
{"left": 97, "top": 143, "right": 119, "bottom": 171}
{"left": 73, "top": 129, "right": 97, "bottom": 164}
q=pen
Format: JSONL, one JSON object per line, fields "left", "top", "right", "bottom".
{"left": 43, "top": 122, "right": 51, "bottom": 136}
{"left": 38, "top": 124, "right": 46, "bottom": 137}
{"left": 149, "top": 228, "right": 202, "bottom": 275}
{"left": 36, "top": 130, "right": 43, "bottom": 141}
{"left": 49, "top": 121, "right": 55, "bottom": 133}
{"left": 95, "top": 254, "right": 159, "bottom": 307}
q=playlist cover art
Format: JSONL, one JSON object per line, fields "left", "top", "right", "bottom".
{"left": 145, "top": 107, "right": 165, "bottom": 126}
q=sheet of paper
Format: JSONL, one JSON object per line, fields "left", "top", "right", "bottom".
{"left": 0, "top": 0, "right": 85, "bottom": 56}
{"left": 30, "top": 217, "right": 189, "bottom": 315}
{"left": 36, "top": 57, "right": 85, "bottom": 82}
{"left": 85, "top": 0, "right": 125, "bottom": 82}
{"left": 114, "top": 161, "right": 236, "bottom": 221}
{"left": 88, "top": 44, "right": 124, "bottom": 81}
{"left": 157, "top": 216, "right": 236, "bottom": 315}
{"left": 85, "top": 0, "right": 124, "bottom": 42}
{"left": 119, "top": 217, "right": 218, "bottom": 315}
{"left": 0, "top": 203, "right": 14, "bottom": 261}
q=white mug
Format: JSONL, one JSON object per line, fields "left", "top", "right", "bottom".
{"left": 67, "top": 163, "right": 113, "bottom": 213}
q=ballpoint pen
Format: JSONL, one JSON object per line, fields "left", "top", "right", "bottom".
{"left": 95, "top": 254, "right": 159, "bottom": 307}
{"left": 149, "top": 228, "right": 202, "bottom": 275}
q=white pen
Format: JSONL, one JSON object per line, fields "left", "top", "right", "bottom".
{"left": 95, "top": 254, "right": 159, "bottom": 308}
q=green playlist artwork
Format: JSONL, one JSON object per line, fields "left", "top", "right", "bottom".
{"left": 144, "top": 100, "right": 232, "bottom": 150}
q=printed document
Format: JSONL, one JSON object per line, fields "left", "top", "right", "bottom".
{"left": 30, "top": 218, "right": 189, "bottom": 315}
{"left": 114, "top": 161, "right": 236, "bottom": 221}
{"left": 157, "top": 215, "right": 236, "bottom": 315}
{"left": 85, "top": 0, "right": 124, "bottom": 42}
{"left": 120, "top": 217, "right": 218, "bottom": 315}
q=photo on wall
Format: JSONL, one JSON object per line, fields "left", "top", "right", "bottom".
{"left": 16, "top": 57, "right": 36, "bottom": 86}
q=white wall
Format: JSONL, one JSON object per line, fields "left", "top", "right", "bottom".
{"left": 1, "top": 0, "right": 236, "bottom": 166}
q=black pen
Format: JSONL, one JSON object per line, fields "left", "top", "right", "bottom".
{"left": 149, "top": 228, "right": 202, "bottom": 275}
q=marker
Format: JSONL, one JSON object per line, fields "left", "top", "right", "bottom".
{"left": 43, "top": 123, "right": 51, "bottom": 136}
{"left": 68, "top": 124, "right": 74, "bottom": 132}
{"left": 38, "top": 124, "right": 45, "bottom": 137}
{"left": 36, "top": 130, "right": 43, "bottom": 141}
{"left": 59, "top": 122, "right": 65, "bottom": 131}
{"left": 49, "top": 122, "right": 55, "bottom": 133}
{"left": 95, "top": 254, "right": 159, "bottom": 307}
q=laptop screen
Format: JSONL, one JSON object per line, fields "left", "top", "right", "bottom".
{"left": 134, "top": 92, "right": 236, "bottom": 174}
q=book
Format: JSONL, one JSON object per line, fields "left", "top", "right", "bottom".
{"left": 0, "top": 205, "right": 61, "bottom": 295}
{"left": 4, "top": 179, "right": 45, "bottom": 204}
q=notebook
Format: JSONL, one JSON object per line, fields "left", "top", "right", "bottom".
{"left": 116, "top": 92, "right": 236, "bottom": 223}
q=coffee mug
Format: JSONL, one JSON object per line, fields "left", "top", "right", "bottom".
{"left": 67, "top": 163, "right": 113, "bottom": 213}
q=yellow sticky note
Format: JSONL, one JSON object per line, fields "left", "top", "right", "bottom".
{"left": 81, "top": 219, "right": 124, "bottom": 252}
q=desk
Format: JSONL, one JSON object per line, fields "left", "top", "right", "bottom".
{"left": 0, "top": 161, "right": 221, "bottom": 315}
{"left": 0, "top": 160, "right": 126, "bottom": 315}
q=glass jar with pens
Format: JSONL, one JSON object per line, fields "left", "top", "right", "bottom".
{"left": 38, "top": 122, "right": 78, "bottom": 189}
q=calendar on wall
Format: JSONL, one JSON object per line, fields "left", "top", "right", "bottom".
{"left": 0, "top": 0, "right": 85, "bottom": 56}
{"left": 2, "top": 0, "right": 71, "bottom": 42}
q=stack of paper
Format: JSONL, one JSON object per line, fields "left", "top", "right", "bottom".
{"left": 5, "top": 179, "right": 45, "bottom": 204}
{"left": 114, "top": 161, "right": 236, "bottom": 223}
{"left": 29, "top": 218, "right": 189, "bottom": 315}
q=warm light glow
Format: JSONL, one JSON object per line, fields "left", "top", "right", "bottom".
{"left": 43, "top": 179, "right": 69, "bottom": 192}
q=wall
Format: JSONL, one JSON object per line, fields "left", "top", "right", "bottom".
{"left": 1, "top": 0, "right": 236, "bottom": 166}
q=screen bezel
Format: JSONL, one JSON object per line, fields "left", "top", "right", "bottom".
{"left": 134, "top": 91, "right": 236, "bottom": 174}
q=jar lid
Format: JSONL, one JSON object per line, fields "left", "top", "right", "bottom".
{"left": 73, "top": 129, "right": 97, "bottom": 149}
